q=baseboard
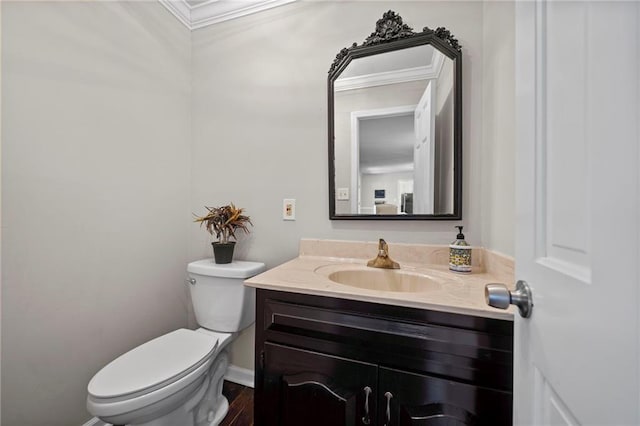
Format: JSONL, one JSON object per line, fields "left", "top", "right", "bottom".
{"left": 224, "top": 364, "right": 255, "bottom": 388}
{"left": 82, "top": 418, "right": 107, "bottom": 426}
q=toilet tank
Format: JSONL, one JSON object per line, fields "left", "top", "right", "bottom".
{"left": 187, "top": 260, "right": 266, "bottom": 332}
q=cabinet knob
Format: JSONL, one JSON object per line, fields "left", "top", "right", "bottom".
{"left": 362, "top": 386, "right": 372, "bottom": 425}
{"left": 384, "top": 391, "right": 393, "bottom": 426}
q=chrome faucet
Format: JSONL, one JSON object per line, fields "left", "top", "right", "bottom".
{"left": 367, "top": 239, "right": 400, "bottom": 269}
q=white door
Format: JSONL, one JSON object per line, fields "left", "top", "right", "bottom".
{"left": 414, "top": 80, "right": 436, "bottom": 214}
{"left": 514, "top": 1, "right": 639, "bottom": 424}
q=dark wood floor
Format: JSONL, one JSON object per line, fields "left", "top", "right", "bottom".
{"left": 220, "top": 381, "right": 254, "bottom": 426}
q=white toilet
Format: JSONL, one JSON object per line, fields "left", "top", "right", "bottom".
{"left": 86, "top": 260, "right": 265, "bottom": 426}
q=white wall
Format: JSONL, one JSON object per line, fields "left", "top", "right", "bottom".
{"left": 361, "top": 172, "right": 413, "bottom": 212}
{"left": 481, "top": 1, "right": 515, "bottom": 256}
{"left": 1, "top": 2, "right": 191, "bottom": 425}
{"left": 191, "top": 1, "right": 486, "bottom": 369}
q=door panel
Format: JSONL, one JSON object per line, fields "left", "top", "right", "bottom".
{"left": 532, "top": 366, "right": 580, "bottom": 426}
{"left": 544, "top": 2, "right": 589, "bottom": 273}
{"left": 379, "top": 367, "right": 511, "bottom": 426}
{"left": 414, "top": 80, "right": 436, "bottom": 214}
{"left": 262, "top": 342, "right": 378, "bottom": 426}
{"left": 515, "top": 1, "right": 639, "bottom": 424}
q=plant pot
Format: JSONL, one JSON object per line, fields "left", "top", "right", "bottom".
{"left": 212, "top": 242, "right": 235, "bottom": 264}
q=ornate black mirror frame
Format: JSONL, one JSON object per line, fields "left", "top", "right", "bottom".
{"left": 328, "top": 11, "right": 462, "bottom": 220}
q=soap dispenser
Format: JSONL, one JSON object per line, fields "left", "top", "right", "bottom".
{"left": 449, "top": 226, "right": 472, "bottom": 273}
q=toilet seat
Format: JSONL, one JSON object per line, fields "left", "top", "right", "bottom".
{"left": 87, "top": 329, "right": 219, "bottom": 418}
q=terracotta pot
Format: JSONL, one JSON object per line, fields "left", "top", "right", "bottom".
{"left": 212, "top": 242, "right": 235, "bottom": 264}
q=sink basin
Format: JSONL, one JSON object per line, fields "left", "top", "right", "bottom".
{"left": 327, "top": 269, "right": 442, "bottom": 293}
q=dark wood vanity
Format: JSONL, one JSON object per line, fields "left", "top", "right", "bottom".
{"left": 254, "top": 289, "right": 513, "bottom": 426}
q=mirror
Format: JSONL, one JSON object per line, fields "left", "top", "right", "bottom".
{"left": 328, "top": 11, "right": 462, "bottom": 220}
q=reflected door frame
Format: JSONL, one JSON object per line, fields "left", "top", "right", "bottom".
{"left": 350, "top": 105, "right": 417, "bottom": 214}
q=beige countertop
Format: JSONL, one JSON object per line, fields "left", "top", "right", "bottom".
{"left": 245, "top": 239, "right": 515, "bottom": 321}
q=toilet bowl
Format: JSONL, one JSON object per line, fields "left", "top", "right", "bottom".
{"left": 87, "top": 260, "right": 265, "bottom": 426}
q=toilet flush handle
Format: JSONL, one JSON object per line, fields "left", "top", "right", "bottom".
{"left": 185, "top": 278, "right": 196, "bottom": 286}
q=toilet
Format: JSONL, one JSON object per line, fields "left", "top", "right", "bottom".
{"left": 86, "top": 259, "right": 265, "bottom": 426}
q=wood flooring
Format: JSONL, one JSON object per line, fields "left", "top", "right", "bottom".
{"left": 220, "top": 381, "right": 254, "bottom": 426}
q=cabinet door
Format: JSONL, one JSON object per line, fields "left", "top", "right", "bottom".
{"left": 378, "top": 367, "right": 512, "bottom": 426}
{"left": 262, "top": 343, "right": 378, "bottom": 426}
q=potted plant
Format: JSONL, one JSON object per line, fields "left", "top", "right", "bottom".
{"left": 193, "top": 203, "right": 252, "bottom": 264}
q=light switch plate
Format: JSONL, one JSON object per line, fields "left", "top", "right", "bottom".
{"left": 337, "top": 188, "right": 349, "bottom": 201}
{"left": 283, "top": 199, "right": 296, "bottom": 220}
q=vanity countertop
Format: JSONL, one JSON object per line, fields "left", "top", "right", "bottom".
{"left": 245, "top": 239, "right": 516, "bottom": 321}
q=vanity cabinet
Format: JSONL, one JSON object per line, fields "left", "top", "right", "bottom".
{"left": 254, "top": 289, "right": 513, "bottom": 426}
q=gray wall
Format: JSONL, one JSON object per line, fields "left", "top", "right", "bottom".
{"left": 481, "top": 1, "right": 515, "bottom": 256}
{"left": 191, "top": 1, "right": 488, "bottom": 370}
{"left": 1, "top": 2, "right": 191, "bottom": 424}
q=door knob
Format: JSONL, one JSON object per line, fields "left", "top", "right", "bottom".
{"left": 485, "top": 280, "right": 533, "bottom": 318}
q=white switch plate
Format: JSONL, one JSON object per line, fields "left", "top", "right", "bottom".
{"left": 283, "top": 199, "right": 296, "bottom": 220}
{"left": 337, "top": 187, "right": 349, "bottom": 201}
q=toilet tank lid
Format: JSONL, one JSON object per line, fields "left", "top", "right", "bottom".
{"left": 188, "top": 259, "right": 266, "bottom": 279}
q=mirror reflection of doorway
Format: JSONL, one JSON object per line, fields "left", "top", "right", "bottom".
{"left": 351, "top": 73, "right": 452, "bottom": 215}
{"left": 355, "top": 109, "right": 415, "bottom": 214}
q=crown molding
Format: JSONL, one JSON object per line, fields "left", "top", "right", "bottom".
{"left": 335, "top": 66, "right": 431, "bottom": 92}
{"left": 158, "top": 0, "right": 192, "bottom": 28}
{"left": 335, "top": 50, "right": 445, "bottom": 92}
{"left": 158, "top": 0, "right": 297, "bottom": 31}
